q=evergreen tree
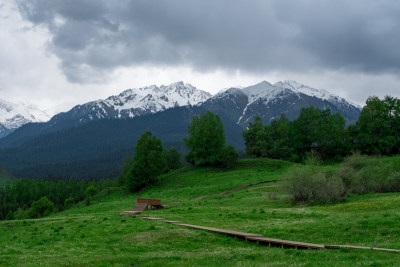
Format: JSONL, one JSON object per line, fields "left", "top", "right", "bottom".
{"left": 125, "top": 131, "right": 167, "bottom": 192}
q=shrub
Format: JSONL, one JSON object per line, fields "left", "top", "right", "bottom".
{"left": 282, "top": 165, "right": 347, "bottom": 204}
{"left": 85, "top": 186, "right": 98, "bottom": 197}
{"left": 28, "top": 196, "right": 54, "bottom": 218}
{"left": 337, "top": 153, "right": 399, "bottom": 194}
{"left": 282, "top": 154, "right": 400, "bottom": 205}
{"left": 13, "top": 208, "right": 27, "bottom": 220}
{"left": 64, "top": 197, "right": 75, "bottom": 209}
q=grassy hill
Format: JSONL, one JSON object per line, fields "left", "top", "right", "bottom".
{"left": 1, "top": 158, "right": 400, "bottom": 266}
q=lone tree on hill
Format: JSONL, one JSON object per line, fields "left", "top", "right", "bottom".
{"left": 125, "top": 131, "right": 167, "bottom": 192}
{"left": 184, "top": 111, "right": 238, "bottom": 167}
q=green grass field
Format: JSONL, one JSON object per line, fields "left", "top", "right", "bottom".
{"left": 1, "top": 158, "right": 400, "bottom": 266}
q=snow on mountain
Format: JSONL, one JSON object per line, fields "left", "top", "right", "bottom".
{"left": 231, "top": 80, "right": 361, "bottom": 126}
{"left": 0, "top": 99, "right": 50, "bottom": 130}
{"left": 50, "top": 81, "right": 212, "bottom": 124}
{"left": 274, "top": 80, "right": 334, "bottom": 101}
{"left": 274, "top": 80, "right": 362, "bottom": 110}
{"left": 241, "top": 81, "right": 284, "bottom": 103}
{"left": 103, "top": 81, "right": 211, "bottom": 116}
{"left": 239, "top": 80, "right": 360, "bottom": 109}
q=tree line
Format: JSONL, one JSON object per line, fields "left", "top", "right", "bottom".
{"left": 0, "top": 179, "right": 114, "bottom": 220}
{"left": 243, "top": 96, "right": 400, "bottom": 161}
{"left": 120, "top": 111, "right": 239, "bottom": 192}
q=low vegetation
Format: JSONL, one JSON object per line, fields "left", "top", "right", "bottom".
{"left": 282, "top": 153, "right": 400, "bottom": 204}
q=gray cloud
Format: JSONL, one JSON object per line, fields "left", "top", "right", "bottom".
{"left": 16, "top": 0, "right": 400, "bottom": 83}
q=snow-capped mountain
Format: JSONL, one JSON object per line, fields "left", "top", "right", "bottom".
{"left": 209, "top": 80, "right": 362, "bottom": 126}
{"left": 0, "top": 80, "right": 363, "bottom": 179}
{"left": 49, "top": 81, "right": 211, "bottom": 126}
{"left": 0, "top": 99, "right": 50, "bottom": 138}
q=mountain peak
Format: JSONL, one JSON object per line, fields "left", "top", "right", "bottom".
{"left": 0, "top": 99, "right": 50, "bottom": 138}
{"left": 51, "top": 81, "right": 212, "bottom": 124}
{"left": 274, "top": 80, "right": 342, "bottom": 103}
{"left": 241, "top": 80, "right": 283, "bottom": 103}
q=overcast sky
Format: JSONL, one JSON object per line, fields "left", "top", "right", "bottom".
{"left": 1, "top": 0, "right": 400, "bottom": 114}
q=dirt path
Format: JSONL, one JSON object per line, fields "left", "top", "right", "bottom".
{"left": 194, "top": 179, "right": 280, "bottom": 201}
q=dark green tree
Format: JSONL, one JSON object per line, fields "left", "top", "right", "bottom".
{"left": 242, "top": 116, "right": 270, "bottom": 157}
{"left": 64, "top": 197, "right": 75, "bottom": 209}
{"left": 165, "top": 147, "right": 183, "bottom": 171}
{"left": 117, "top": 156, "right": 134, "bottom": 186}
{"left": 184, "top": 111, "right": 226, "bottom": 166}
{"left": 125, "top": 131, "right": 167, "bottom": 192}
{"left": 266, "top": 114, "right": 293, "bottom": 160}
{"left": 85, "top": 185, "right": 98, "bottom": 197}
{"left": 355, "top": 96, "right": 400, "bottom": 155}
{"left": 219, "top": 145, "right": 239, "bottom": 168}
{"left": 291, "top": 107, "right": 346, "bottom": 159}
{"left": 28, "top": 196, "right": 54, "bottom": 218}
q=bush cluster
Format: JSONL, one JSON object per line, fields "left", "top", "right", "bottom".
{"left": 282, "top": 165, "right": 346, "bottom": 204}
{"left": 282, "top": 154, "right": 400, "bottom": 204}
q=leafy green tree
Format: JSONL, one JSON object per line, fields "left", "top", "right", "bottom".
{"left": 355, "top": 96, "right": 400, "bottom": 155}
{"left": 165, "top": 147, "right": 183, "bottom": 170}
{"left": 242, "top": 116, "right": 270, "bottom": 157}
{"left": 125, "top": 131, "right": 167, "bottom": 192}
{"left": 184, "top": 112, "right": 226, "bottom": 166}
{"left": 266, "top": 114, "right": 293, "bottom": 160}
{"left": 85, "top": 186, "right": 98, "bottom": 197}
{"left": 64, "top": 197, "right": 75, "bottom": 209}
{"left": 28, "top": 196, "right": 54, "bottom": 218}
{"left": 291, "top": 107, "right": 346, "bottom": 159}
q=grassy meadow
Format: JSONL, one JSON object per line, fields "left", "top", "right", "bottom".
{"left": 1, "top": 158, "right": 400, "bottom": 266}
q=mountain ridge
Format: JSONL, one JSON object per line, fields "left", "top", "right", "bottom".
{"left": 0, "top": 80, "right": 362, "bottom": 179}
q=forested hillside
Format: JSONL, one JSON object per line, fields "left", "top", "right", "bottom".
{"left": 0, "top": 106, "right": 243, "bottom": 179}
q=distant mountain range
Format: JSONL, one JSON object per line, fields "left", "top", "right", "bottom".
{"left": 0, "top": 80, "right": 361, "bottom": 179}
{"left": 49, "top": 81, "right": 211, "bottom": 127}
{"left": 0, "top": 99, "right": 50, "bottom": 138}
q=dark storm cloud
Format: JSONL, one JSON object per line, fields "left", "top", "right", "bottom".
{"left": 17, "top": 0, "right": 400, "bottom": 83}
